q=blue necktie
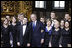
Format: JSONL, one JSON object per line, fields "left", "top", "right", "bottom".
{"left": 32, "top": 22, "right": 36, "bottom": 31}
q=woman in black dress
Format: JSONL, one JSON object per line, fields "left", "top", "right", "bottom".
{"left": 1, "top": 18, "right": 10, "bottom": 47}
{"left": 44, "top": 19, "right": 53, "bottom": 47}
{"left": 61, "top": 21, "right": 71, "bottom": 47}
{"left": 59, "top": 20, "right": 65, "bottom": 47}
{"left": 51, "top": 20, "right": 61, "bottom": 47}
{"left": 10, "top": 16, "right": 17, "bottom": 47}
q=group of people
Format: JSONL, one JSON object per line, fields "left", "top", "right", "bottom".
{"left": 1, "top": 11, "right": 71, "bottom": 47}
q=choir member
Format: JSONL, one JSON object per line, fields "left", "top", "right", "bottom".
{"left": 10, "top": 16, "right": 17, "bottom": 47}
{"left": 40, "top": 17, "right": 46, "bottom": 47}
{"left": 27, "top": 14, "right": 45, "bottom": 47}
{"left": 6, "top": 15, "right": 11, "bottom": 25}
{"left": 1, "top": 18, "right": 10, "bottom": 47}
{"left": 61, "top": 21, "right": 71, "bottom": 47}
{"left": 44, "top": 18, "right": 53, "bottom": 47}
{"left": 59, "top": 20, "right": 65, "bottom": 47}
{"left": 17, "top": 13, "right": 24, "bottom": 26}
{"left": 64, "top": 13, "right": 71, "bottom": 29}
{"left": 64, "top": 13, "right": 71, "bottom": 22}
{"left": 40, "top": 16, "right": 46, "bottom": 27}
{"left": 17, "top": 18, "right": 29, "bottom": 47}
{"left": 24, "top": 17, "right": 29, "bottom": 26}
{"left": 51, "top": 20, "right": 61, "bottom": 47}
{"left": 50, "top": 11, "right": 57, "bottom": 27}
{"left": 60, "top": 20, "right": 65, "bottom": 30}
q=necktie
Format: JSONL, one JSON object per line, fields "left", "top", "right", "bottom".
{"left": 32, "top": 22, "right": 36, "bottom": 31}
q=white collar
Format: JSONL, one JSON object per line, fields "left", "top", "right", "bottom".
{"left": 33, "top": 20, "right": 37, "bottom": 25}
{"left": 46, "top": 26, "right": 52, "bottom": 31}
{"left": 34, "top": 20, "right": 37, "bottom": 23}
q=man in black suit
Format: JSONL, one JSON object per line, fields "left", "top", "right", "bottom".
{"left": 17, "top": 18, "right": 29, "bottom": 47}
{"left": 27, "top": 14, "right": 45, "bottom": 47}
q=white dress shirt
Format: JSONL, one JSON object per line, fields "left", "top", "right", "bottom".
{"left": 51, "top": 20, "right": 54, "bottom": 27}
{"left": 23, "top": 25, "right": 27, "bottom": 36}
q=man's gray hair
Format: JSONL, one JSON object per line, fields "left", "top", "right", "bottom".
{"left": 30, "top": 13, "right": 37, "bottom": 17}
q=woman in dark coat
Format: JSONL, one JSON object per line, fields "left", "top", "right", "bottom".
{"left": 1, "top": 18, "right": 10, "bottom": 47}
{"left": 44, "top": 19, "right": 53, "bottom": 47}
{"left": 51, "top": 20, "right": 61, "bottom": 47}
{"left": 61, "top": 21, "right": 71, "bottom": 47}
{"left": 10, "top": 16, "right": 17, "bottom": 47}
{"left": 59, "top": 20, "right": 65, "bottom": 46}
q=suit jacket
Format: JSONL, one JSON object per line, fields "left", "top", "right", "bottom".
{"left": 16, "top": 21, "right": 21, "bottom": 26}
{"left": 17, "top": 24, "right": 29, "bottom": 46}
{"left": 28, "top": 21, "right": 45, "bottom": 44}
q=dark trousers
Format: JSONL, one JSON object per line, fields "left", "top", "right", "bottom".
{"left": 3, "top": 42, "right": 10, "bottom": 47}
{"left": 20, "top": 41, "right": 27, "bottom": 47}
{"left": 31, "top": 39, "right": 41, "bottom": 47}
{"left": 44, "top": 36, "right": 51, "bottom": 47}
{"left": 41, "top": 43, "right": 44, "bottom": 47}
{"left": 13, "top": 41, "right": 17, "bottom": 47}
{"left": 13, "top": 36, "right": 17, "bottom": 47}
{"left": 62, "top": 43, "right": 67, "bottom": 47}
{"left": 32, "top": 43, "right": 41, "bottom": 47}
{"left": 51, "top": 42, "right": 59, "bottom": 47}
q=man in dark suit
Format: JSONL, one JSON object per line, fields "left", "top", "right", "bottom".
{"left": 27, "top": 14, "right": 45, "bottom": 47}
{"left": 17, "top": 18, "right": 29, "bottom": 47}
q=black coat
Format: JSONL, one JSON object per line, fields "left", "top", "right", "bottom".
{"left": 10, "top": 24, "right": 18, "bottom": 47}
{"left": 17, "top": 24, "right": 29, "bottom": 46}
{"left": 44, "top": 26, "right": 53, "bottom": 45}
{"left": 61, "top": 29, "right": 71, "bottom": 44}
{"left": 1, "top": 25, "right": 10, "bottom": 47}
{"left": 16, "top": 21, "right": 21, "bottom": 26}
{"left": 59, "top": 28, "right": 64, "bottom": 44}
{"left": 51, "top": 29, "right": 61, "bottom": 47}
